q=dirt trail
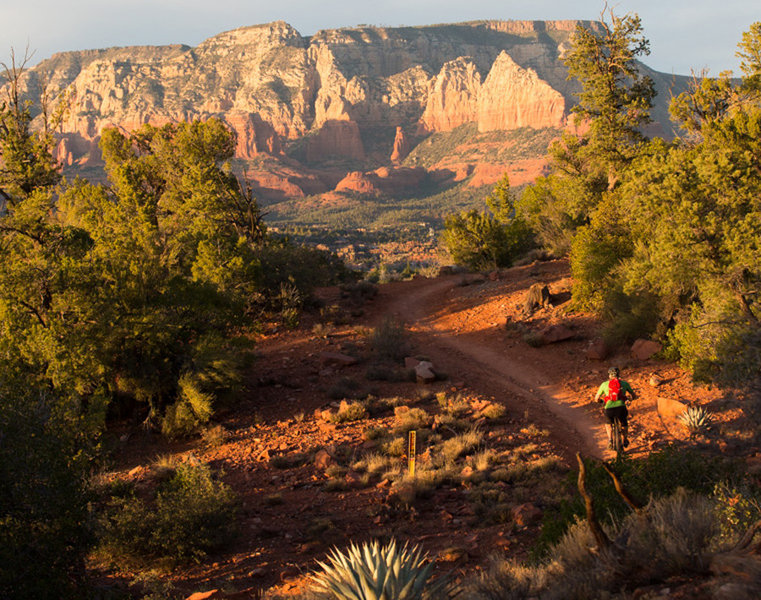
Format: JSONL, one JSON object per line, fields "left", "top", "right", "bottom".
{"left": 383, "top": 275, "right": 606, "bottom": 460}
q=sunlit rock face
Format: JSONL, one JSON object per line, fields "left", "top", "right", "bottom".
{"left": 14, "top": 19, "right": 683, "bottom": 197}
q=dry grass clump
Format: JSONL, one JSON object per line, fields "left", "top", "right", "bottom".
{"left": 441, "top": 428, "right": 484, "bottom": 464}
{"left": 436, "top": 392, "right": 471, "bottom": 417}
{"left": 434, "top": 413, "right": 471, "bottom": 432}
{"left": 479, "top": 403, "right": 507, "bottom": 420}
{"left": 352, "top": 453, "right": 397, "bottom": 477}
{"left": 393, "top": 406, "right": 433, "bottom": 433}
{"left": 201, "top": 424, "right": 229, "bottom": 447}
{"left": 468, "top": 488, "right": 736, "bottom": 600}
{"left": 520, "top": 424, "right": 551, "bottom": 438}
{"left": 327, "top": 400, "right": 368, "bottom": 423}
{"left": 382, "top": 436, "right": 408, "bottom": 457}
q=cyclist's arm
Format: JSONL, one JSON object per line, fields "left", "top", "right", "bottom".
{"left": 623, "top": 381, "right": 637, "bottom": 401}
{"left": 594, "top": 382, "right": 606, "bottom": 402}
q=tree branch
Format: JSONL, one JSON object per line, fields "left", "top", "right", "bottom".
{"left": 577, "top": 453, "right": 611, "bottom": 549}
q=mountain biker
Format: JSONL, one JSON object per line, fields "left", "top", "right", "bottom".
{"left": 594, "top": 367, "right": 637, "bottom": 449}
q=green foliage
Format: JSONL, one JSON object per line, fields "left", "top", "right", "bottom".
{"left": 0, "top": 394, "right": 91, "bottom": 600}
{"left": 711, "top": 482, "right": 761, "bottom": 545}
{"left": 532, "top": 445, "right": 739, "bottom": 558}
{"left": 370, "top": 317, "right": 409, "bottom": 362}
{"left": 441, "top": 174, "right": 533, "bottom": 270}
{"left": 564, "top": 11, "right": 654, "bottom": 187}
{"left": 310, "top": 539, "right": 453, "bottom": 600}
{"left": 518, "top": 19, "right": 761, "bottom": 384}
{"left": 99, "top": 462, "right": 238, "bottom": 564}
{"left": 0, "top": 51, "right": 62, "bottom": 198}
{"left": 475, "top": 488, "right": 739, "bottom": 600}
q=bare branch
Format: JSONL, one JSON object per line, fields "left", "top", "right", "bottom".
{"left": 577, "top": 453, "right": 611, "bottom": 549}
{"left": 602, "top": 461, "right": 644, "bottom": 511}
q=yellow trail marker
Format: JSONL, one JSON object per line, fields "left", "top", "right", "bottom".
{"left": 408, "top": 430, "right": 417, "bottom": 476}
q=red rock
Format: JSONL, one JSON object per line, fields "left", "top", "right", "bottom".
{"left": 478, "top": 52, "right": 565, "bottom": 132}
{"left": 539, "top": 324, "right": 575, "bottom": 344}
{"left": 185, "top": 591, "right": 221, "bottom": 600}
{"left": 319, "top": 351, "right": 358, "bottom": 367}
{"left": 390, "top": 126, "right": 411, "bottom": 163}
{"left": 306, "top": 120, "right": 365, "bottom": 162}
{"left": 314, "top": 449, "right": 333, "bottom": 470}
{"left": 586, "top": 338, "right": 609, "bottom": 360}
{"left": 404, "top": 356, "right": 421, "bottom": 369}
{"left": 225, "top": 111, "right": 283, "bottom": 158}
{"left": 335, "top": 171, "right": 380, "bottom": 195}
{"left": 631, "top": 339, "right": 662, "bottom": 360}
{"left": 511, "top": 502, "right": 543, "bottom": 526}
{"left": 280, "top": 566, "right": 301, "bottom": 581}
{"left": 418, "top": 56, "right": 481, "bottom": 133}
{"left": 345, "top": 470, "right": 364, "bottom": 487}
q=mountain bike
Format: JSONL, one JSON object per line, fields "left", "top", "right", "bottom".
{"left": 610, "top": 415, "right": 625, "bottom": 455}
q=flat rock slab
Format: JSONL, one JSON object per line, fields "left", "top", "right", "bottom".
{"left": 539, "top": 324, "right": 575, "bottom": 344}
{"left": 657, "top": 396, "right": 689, "bottom": 437}
{"left": 319, "top": 351, "right": 358, "bottom": 367}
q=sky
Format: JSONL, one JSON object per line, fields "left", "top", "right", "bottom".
{"left": 2, "top": 0, "right": 757, "bottom": 76}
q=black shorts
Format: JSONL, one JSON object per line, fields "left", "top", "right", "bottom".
{"left": 604, "top": 405, "right": 628, "bottom": 427}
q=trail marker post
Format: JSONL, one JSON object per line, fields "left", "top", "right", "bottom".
{"left": 408, "top": 430, "right": 417, "bottom": 476}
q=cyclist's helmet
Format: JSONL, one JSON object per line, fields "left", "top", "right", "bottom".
{"left": 608, "top": 367, "right": 620, "bottom": 379}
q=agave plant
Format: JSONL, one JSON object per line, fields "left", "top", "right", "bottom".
{"left": 678, "top": 405, "right": 713, "bottom": 435}
{"left": 310, "top": 538, "right": 454, "bottom": 600}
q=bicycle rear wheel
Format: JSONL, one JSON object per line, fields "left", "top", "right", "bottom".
{"left": 612, "top": 418, "right": 624, "bottom": 454}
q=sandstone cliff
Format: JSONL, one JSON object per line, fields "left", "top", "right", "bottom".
{"left": 14, "top": 19, "right": 686, "bottom": 205}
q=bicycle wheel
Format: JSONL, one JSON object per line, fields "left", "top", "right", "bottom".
{"left": 612, "top": 418, "right": 623, "bottom": 454}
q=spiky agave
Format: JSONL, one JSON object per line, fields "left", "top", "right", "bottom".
{"left": 678, "top": 405, "right": 713, "bottom": 434}
{"left": 310, "top": 538, "right": 454, "bottom": 600}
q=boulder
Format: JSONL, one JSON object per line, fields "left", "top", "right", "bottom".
{"left": 511, "top": 502, "right": 543, "bottom": 527}
{"left": 631, "top": 339, "right": 662, "bottom": 360}
{"left": 404, "top": 356, "right": 421, "bottom": 369}
{"left": 314, "top": 449, "right": 333, "bottom": 470}
{"left": 539, "top": 324, "right": 575, "bottom": 344}
{"left": 585, "top": 338, "right": 609, "bottom": 360}
{"left": 319, "top": 351, "right": 358, "bottom": 367}
{"left": 415, "top": 361, "right": 437, "bottom": 383}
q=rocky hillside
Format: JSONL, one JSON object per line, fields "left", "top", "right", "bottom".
{"left": 17, "top": 20, "right": 687, "bottom": 214}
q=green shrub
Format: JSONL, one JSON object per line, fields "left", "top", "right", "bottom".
{"left": 328, "top": 400, "right": 368, "bottom": 423}
{"left": 276, "top": 281, "right": 302, "bottom": 329}
{"left": 162, "top": 373, "right": 214, "bottom": 439}
{"left": 531, "top": 446, "right": 741, "bottom": 559}
{"left": 99, "top": 462, "right": 238, "bottom": 564}
{"left": 0, "top": 397, "right": 91, "bottom": 600}
{"left": 370, "top": 318, "right": 410, "bottom": 362}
